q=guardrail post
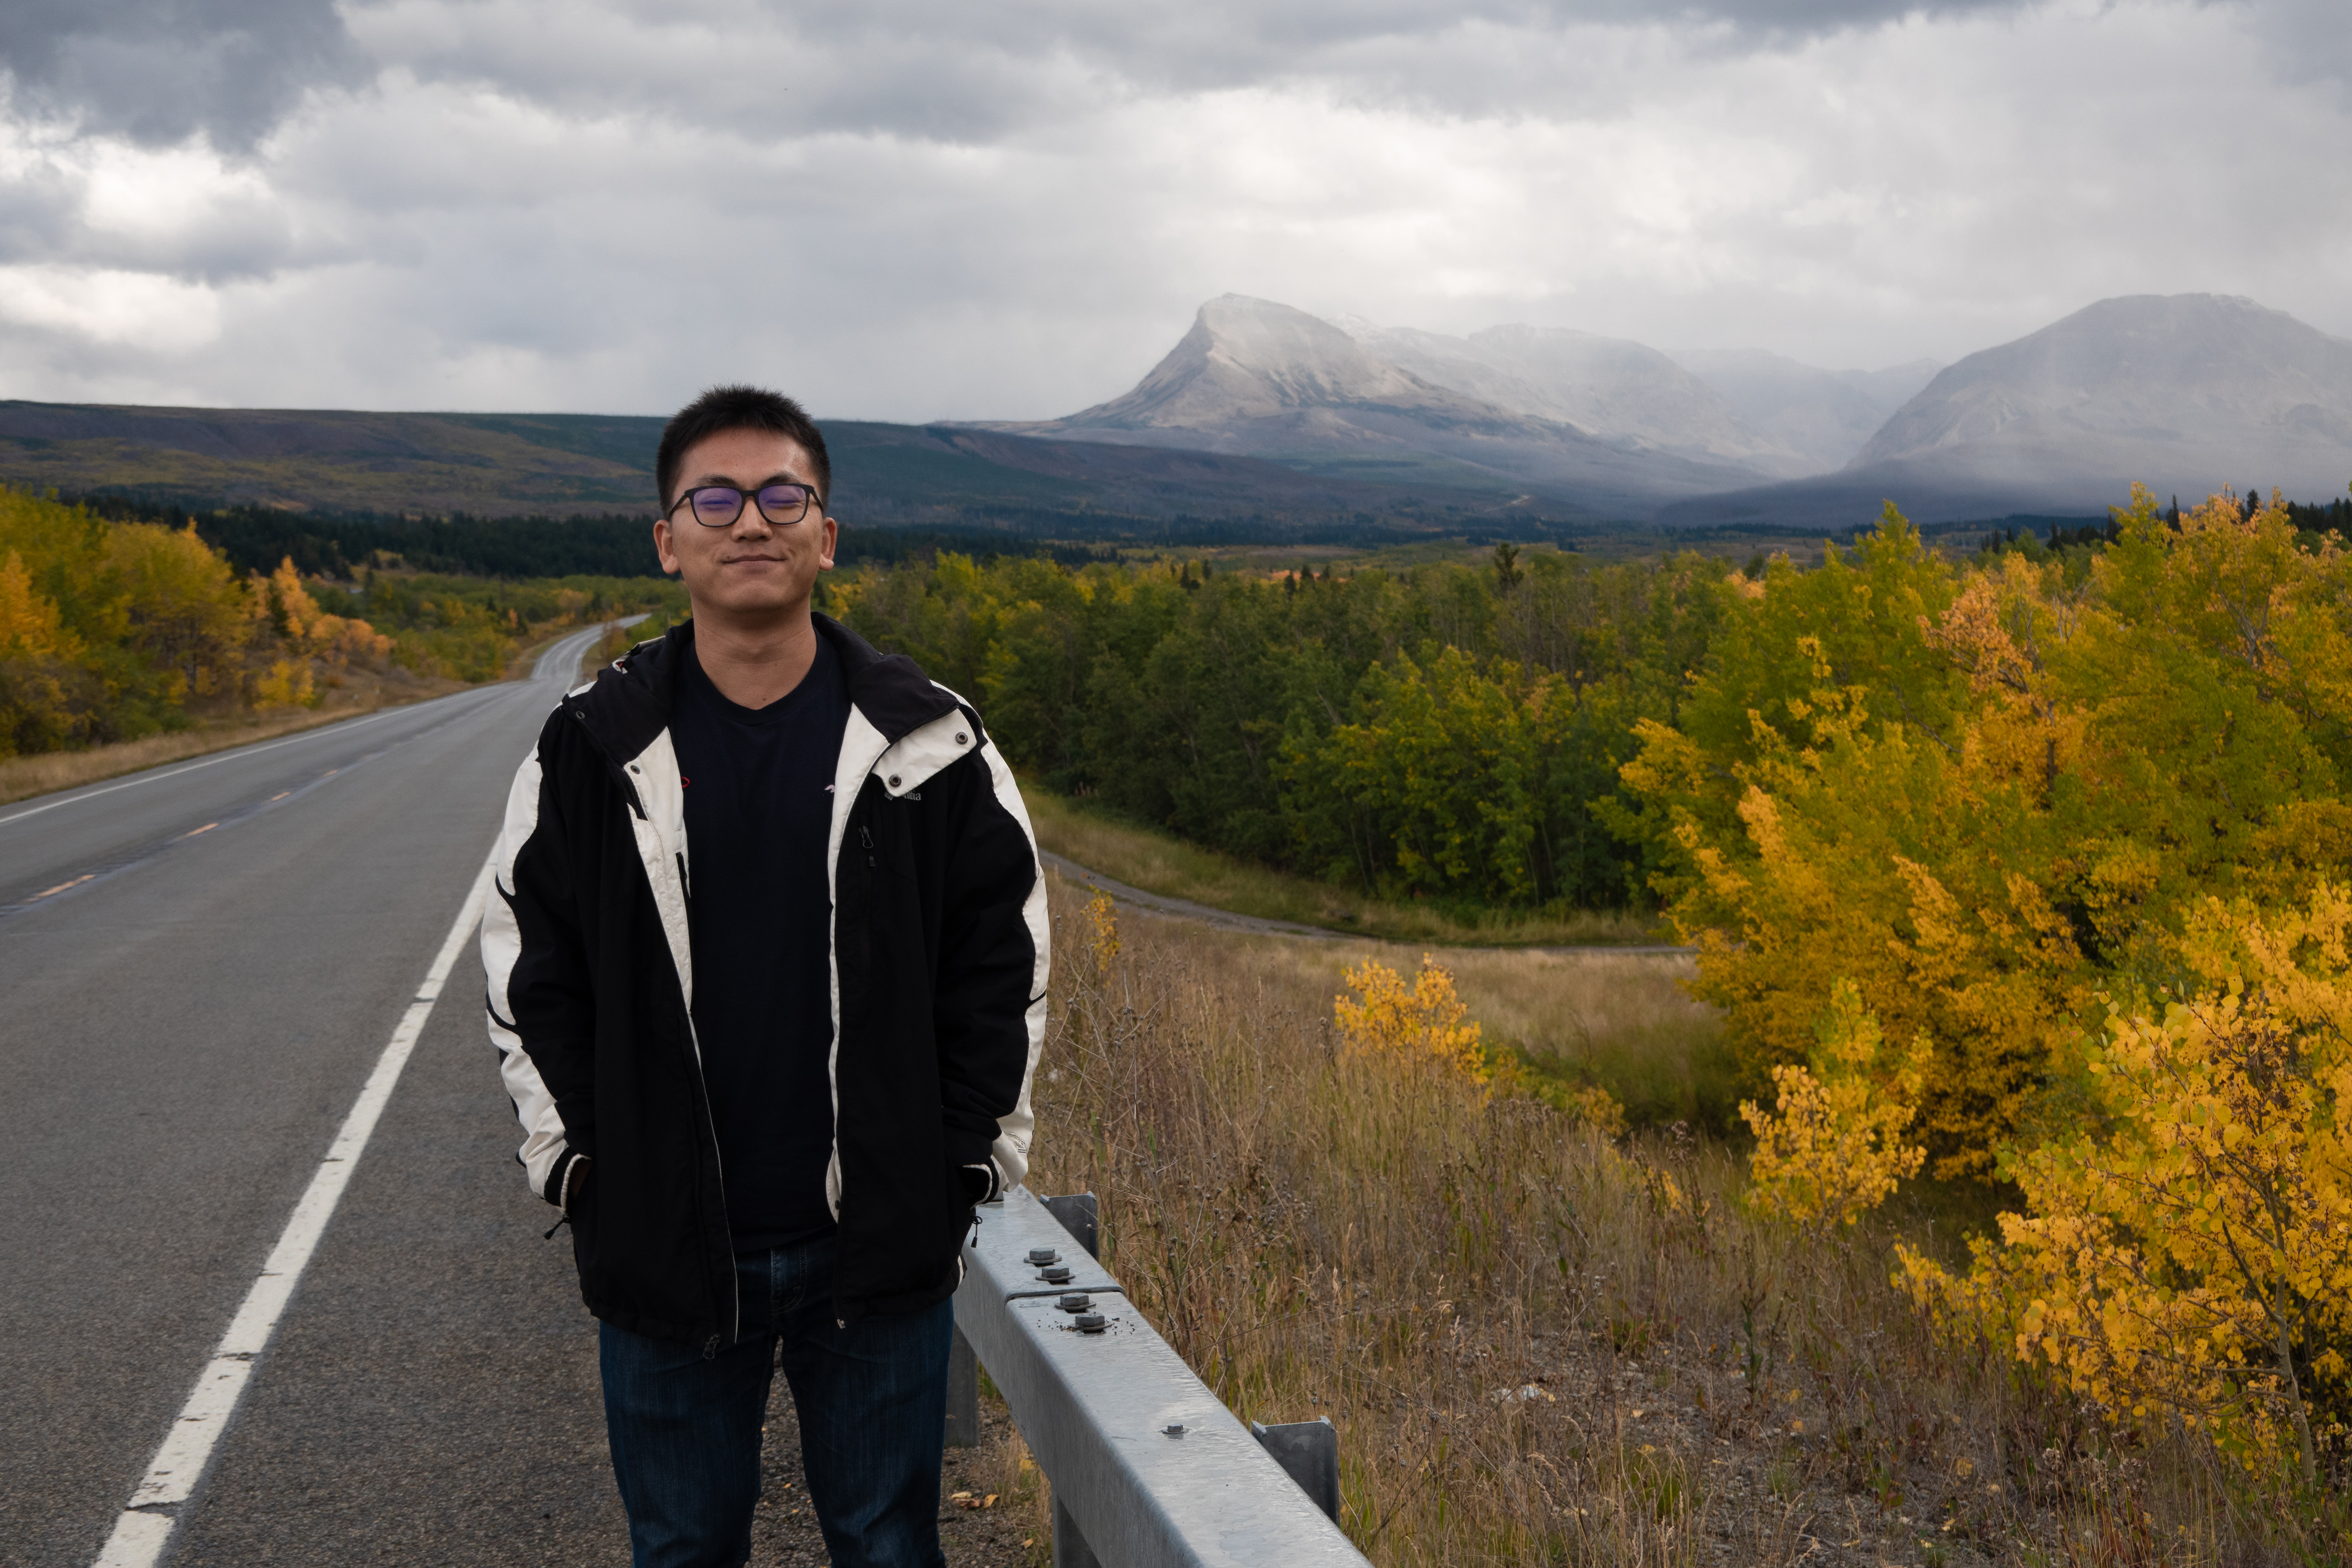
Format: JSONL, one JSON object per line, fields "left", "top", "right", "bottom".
{"left": 946, "top": 1329, "right": 981, "bottom": 1449}
{"left": 1250, "top": 1418, "right": 1341, "bottom": 1521}
{"left": 1040, "top": 1191, "right": 1099, "bottom": 1259}
{"left": 952, "top": 1186, "right": 1370, "bottom": 1567}
{"left": 1053, "top": 1496, "right": 1105, "bottom": 1568}
{"left": 1039, "top": 1191, "right": 1101, "bottom": 1559}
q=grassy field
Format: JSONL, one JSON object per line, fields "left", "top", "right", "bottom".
{"left": 956, "top": 873, "right": 2308, "bottom": 1567}
{"left": 1023, "top": 784, "right": 1671, "bottom": 949}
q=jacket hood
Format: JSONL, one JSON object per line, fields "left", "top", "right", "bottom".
{"left": 566, "top": 613, "right": 960, "bottom": 766}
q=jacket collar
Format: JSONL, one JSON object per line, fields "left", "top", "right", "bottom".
{"left": 566, "top": 612, "right": 958, "bottom": 766}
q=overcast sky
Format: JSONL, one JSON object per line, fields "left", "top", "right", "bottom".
{"left": 0, "top": 0, "right": 2346, "bottom": 421}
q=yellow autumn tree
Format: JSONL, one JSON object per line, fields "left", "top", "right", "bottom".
{"left": 265, "top": 555, "right": 322, "bottom": 643}
{"left": 0, "top": 548, "right": 64, "bottom": 659}
{"left": 1898, "top": 885, "right": 2352, "bottom": 1483}
{"left": 1743, "top": 979, "right": 1929, "bottom": 1231}
{"left": 0, "top": 547, "right": 76, "bottom": 756}
{"left": 1334, "top": 956, "right": 1491, "bottom": 1084}
{"left": 106, "top": 522, "right": 250, "bottom": 701}
{"left": 252, "top": 658, "right": 317, "bottom": 709}
{"left": 1084, "top": 890, "right": 1120, "bottom": 975}
{"left": 260, "top": 553, "right": 392, "bottom": 670}
{"left": 1623, "top": 489, "right": 2352, "bottom": 1179}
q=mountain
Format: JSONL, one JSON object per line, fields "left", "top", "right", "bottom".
{"left": 1661, "top": 295, "right": 2352, "bottom": 528}
{"left": 1002, "top": 294, "right": 1780, "bottom": 515}
{"left": 0, "top": 400, "right": 1538, "bottom": 539}
{"left": 1342, "top": 321, "right": 1812, "bottom": 476}
{"left": 1669, "top": 349, "right": 1940, "bottom": 471}
{"left": 0, "top": 403, "right": 662, "bottom": 516}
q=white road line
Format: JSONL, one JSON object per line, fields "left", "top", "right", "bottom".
{"left": 0, "top": 704, "right": 428, "bottom": 832}
{"left": 92, "top": 848, "right": 500, "bottom": 1568}
{"left": 6, "top": 618, "right": 607, "bottom": 835}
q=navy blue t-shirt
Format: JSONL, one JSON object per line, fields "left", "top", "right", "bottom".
{"left": 671, "top": 635, "right": 846, "bottom": 1250}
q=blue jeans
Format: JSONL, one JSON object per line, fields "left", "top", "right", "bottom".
{"left": 598, "top": 1235, "right": 953, "bottom": 1568}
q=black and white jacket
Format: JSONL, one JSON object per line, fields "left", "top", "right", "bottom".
{"left": 483, "top": 615, "right": 1047, "bottom": 1348}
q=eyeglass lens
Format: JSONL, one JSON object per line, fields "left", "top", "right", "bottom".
{"left": 687, "top": 484, "right": 814, "bottom": 527}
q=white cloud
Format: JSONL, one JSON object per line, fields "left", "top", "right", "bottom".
{"left": 0, "top": 0, "right": 2345, "bottom": 419}
{"left": 0, "top": 263, "right": 223, "bottom": 350}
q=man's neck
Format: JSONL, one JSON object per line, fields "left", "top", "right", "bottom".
{"left": 690, "top": 606, "right": 820, "bottom": 710}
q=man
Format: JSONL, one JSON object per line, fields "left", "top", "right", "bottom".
{"left": 483, "top": 385, "right": 1047, "bottom": 1568}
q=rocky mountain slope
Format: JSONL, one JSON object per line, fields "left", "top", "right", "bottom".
{"left": 1665, "top": 294, "right": 2352, "bottom": 527}
{"left": 1339, "top": 320, "right": 1811, "bottom": 475}
{"left": 1004, "top": 295, "right": 1778, "bottom": 514}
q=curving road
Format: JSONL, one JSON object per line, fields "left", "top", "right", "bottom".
{"left": 0, "top": 626, "right": 636, "bottom": 1566}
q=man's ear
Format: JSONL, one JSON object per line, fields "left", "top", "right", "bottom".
{"left": 653, "top": 516, "right": 681, "bottom": 575}
{"left": 817, "top": 514, "right": 838, "bottom": 572}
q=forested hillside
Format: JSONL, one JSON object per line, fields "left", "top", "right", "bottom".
{"left": 830, "top": 541, "right": 1729, "bottom": 912}
{"left": 0, "top": 487, "right": 678, "bottom": 757}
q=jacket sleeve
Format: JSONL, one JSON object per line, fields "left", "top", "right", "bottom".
{"left": 483, "top": 718, "right": 597, "bottom": 1213}
{"left": 933, "top": 719, "right": 1049, "bottom": 1196}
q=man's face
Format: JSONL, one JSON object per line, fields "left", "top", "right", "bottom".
{"left": 652, "top": 428, "right": 838, "bottom": 620}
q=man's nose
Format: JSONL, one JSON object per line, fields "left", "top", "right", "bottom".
{"left": 730, "top": 500, "right": 775, "bottom": 539}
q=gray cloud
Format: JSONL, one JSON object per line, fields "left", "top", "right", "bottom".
{"left": 0, "top": 0, "right": 2346, "bottom": 432}
{"left": 0, "top": 0, "right": 359, "bottom": 148}
{"left": 356, "top": 0, "right": 2044, "bottom": 145}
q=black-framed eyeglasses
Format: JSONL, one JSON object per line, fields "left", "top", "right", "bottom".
{"left": 668, "top": 482, "right": 822, "bottom": 529}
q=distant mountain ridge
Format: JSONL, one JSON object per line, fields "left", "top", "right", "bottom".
{"left": 995, "top": 295, "right": 1782, "bottom": 515}
{"left": 1340, "top": 319, "right": 1813, "bottom": 476}
{"left": 8, "top": 292, "right": 2345, "bottom": 539}
{"left": 1664, "top": 294, "right": 2352, "bottom": 528}
{"left": 0, "top": 399, "right": 1546, "bottom": 538}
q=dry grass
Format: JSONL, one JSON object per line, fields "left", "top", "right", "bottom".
{"left": 1024, "top": 786, "right": 1667, "bottom": 949}
{"left": 1239, "top": 937, "right": 1739, "bottom": 1132}
{"left": 1017, "top": 877, "right": 2309, "bottom": 1566}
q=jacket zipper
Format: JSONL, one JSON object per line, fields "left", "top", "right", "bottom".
{"left": 571, "top": 699, "right": 738, "bottom": 1351}
{"left": 836, "top": 803, "right": 877, "bottom": 1328}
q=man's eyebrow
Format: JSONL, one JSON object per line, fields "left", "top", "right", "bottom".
{"left": 690, "top": 470, "right": 812, "bottom": 489}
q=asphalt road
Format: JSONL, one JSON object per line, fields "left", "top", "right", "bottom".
{"left": 0, "top": 628, "right": 637, "bottom": 1567}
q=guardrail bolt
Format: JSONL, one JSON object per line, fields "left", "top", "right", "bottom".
{"left": 1026, "top": 1247, "right": 1060, "bottom": 1266}
{"left": 1041, "top": 1265, "right": 1073, "bottom": 1284}
{"left": 1075, "top": 1313, "right": 1107, "bottom": 1334}
{"left": 1162, "top": 1423, "right": 1186, "bottom": 1436}
{"left": 1057, "top": 1293, "right": 1093, "bottom": 1312}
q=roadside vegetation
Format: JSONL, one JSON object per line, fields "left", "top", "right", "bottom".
{"left": 0, "top": 485, "right": 682, "bottom": 797}
{"left": 984, "top": 882, "right": 2300, "bottom": 1565}
{"left": 1023, "top": 784, "right": 1666, "bottom": 948}
{"left": 903, "top": 486, "right": 2352, "bottom": 1559}
{"left": 827, "top": 537, "right": 1723, "bottom": 919}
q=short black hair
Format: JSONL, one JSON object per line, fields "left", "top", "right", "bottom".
{"left": 655, "top": 385, "right": 832, "bottom": 510}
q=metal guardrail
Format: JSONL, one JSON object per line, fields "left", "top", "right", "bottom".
{"left": 951, "top": 1187, "right": 1369, "bottom": 1568}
